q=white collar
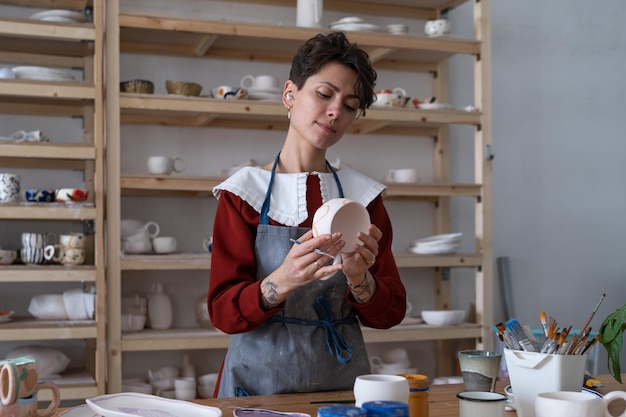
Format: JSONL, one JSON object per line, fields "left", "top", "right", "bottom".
{"left": 213, "top": 167, "right": 385, "bottom": 226}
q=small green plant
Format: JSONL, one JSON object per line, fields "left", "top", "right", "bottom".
{"left": 599, "top": 304, "right": 626, "bottom": 383}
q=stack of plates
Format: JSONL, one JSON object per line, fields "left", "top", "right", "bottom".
{"left": 408, "top": 232, "right": 462, "bottom": 255}
{"left": 330, "top": 16, "right": 382, "bottom": 32}
{"left": 29, "top": 9, "right": 87, "bottom": 23}
{"left": 11, "top": 66, "right": 76, "bottom": 81}
{"left": 246, "top": 87, "right": 282, "bottom": 101}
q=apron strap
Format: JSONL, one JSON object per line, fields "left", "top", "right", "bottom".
{"left": 259, "top": 153, "right": 344, "bottom": 225}
{"left": 268, "top": 295, "right": 356, "bottom": 364}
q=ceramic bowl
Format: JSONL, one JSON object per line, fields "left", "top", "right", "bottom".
{"left": 166, "top": 80, "right": 202, "bottom": 96}
{"left": 24, "top": 189, "right": 56, "bottom": 202}
{"left": 121, "top": 313, "right": 146, "bottom": 332}
{"left": 152, "top": 236, "right": 177, "bottom": 254}
{"left": 55, "top": 188, "right": 88, "bottom": 203}
{"left": 0, "top": 249, "right": 17, "bottom": 265}
{"left": 312, "top": 198, "right": 370, "bottom": 252}
{"left": 120, "top": 79, "right": 154, "bottom": 94}
{"left": 408, "top": 232, "right": 462, "bottom": 255}
{"left": 421, "top": 309, "right": 466, "bottom": 326}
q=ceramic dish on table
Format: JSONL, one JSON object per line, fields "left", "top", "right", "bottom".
{"left": 233, "top": 409, "right": 311, "bottom": 417}
{"left": 86, "top": 392, "right": 222, "bottom": 417}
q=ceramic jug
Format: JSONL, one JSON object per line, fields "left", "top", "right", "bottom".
{"left": 148, "top": 283, "right": 173, "bottom": 330}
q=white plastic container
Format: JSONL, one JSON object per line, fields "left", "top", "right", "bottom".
{"left": 504, "top": 349, "right": 587, "bottom": 417}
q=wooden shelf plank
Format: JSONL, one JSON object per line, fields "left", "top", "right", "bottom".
{"left": 120, "top": 253, "right": 211, "bottom": 270}
{"left": 119, "top": 15, "right": 479, "bottom": 65}
{"left": 0, "top": 203, "right": 96, "bottom": 220}
{"left": 0, "top": 266, "right": 96, "bottom": 282}
{"left": 0, "top": 0, "right": 92, "bottom": 9}
{"left": 120, "top": 324, "right": 481, "bottom": 351}
{"left": 0, "top": 318, "right": 96, "bottom": 341}
{"left": 0, "top": 18, "right": 95, "bottom": 41}
{"left": 394, "top": 253, "right": 482, "bottom": 268}
{"left": 0, "top": 79, "right": 95, "bottom": 100}
{"left": 0, "top": 97, "right": 87, "bottom": 117}
{"left": 37, "top": 369, "right": 96, "bottom": 401}
{"left": 119, "top": 94, "right": 481, "bottom": 129}
{"left": 0, "top": 143, "right": 96, "bottom": 160}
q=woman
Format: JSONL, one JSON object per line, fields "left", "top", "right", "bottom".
{"left": 209, "top": 31, "right": 406, "bottom": 397}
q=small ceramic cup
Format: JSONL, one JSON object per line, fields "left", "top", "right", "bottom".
{"left": 458, "top": 350, "right": 502, "bottom": 392}
{"left": 0, "top": 249, "right": 17, "bottom": 265}
{"left": 373, "top": 88, "right": 408, "bottom": 107}
{"left": 212, "top": 86, "right": 247, "bottom": 99}
{"left": 0, "top": 357, "right": 39, "bottom": 404}
{"left": 21, "top": 232, "right": 56, "bottom": 249}
{"left": 425, "top": 19, "right": 451, "bottom": 37}
{"left": 20, "top": 247, "right": 46, "bottom": 265}
{"left": 240, "top": 75, "right": 280, "bottom": 91}
{"left": 174, "top": 377, "right": 196, "bottom": 400}
{"left": 59, "top": 248, "right": 86, "bottom": 265}
{"left": 43, "top": 244, "right": 62, "bottom": 263}
{"left": 0, "top": 173, "right": 20, "bottom": 203}
{"left": 24, "top": 189, "right": 55, "bottom": 203}
{"left": 457, "top": 391, "right": 507, "bottom": 417}
{"left": 353, "top": 374, "right": 410, "bottom": 407}
{"left": 535, "top": 390, "right": 626, "bottom": 417}
{"left": 152, "top": 236, "right": 177, "bottom": 254}
{"left": 385, "top": 168, "right": 418, "bottom": 183}
{"left": 0, "top": 389, "right": 60, "bottom": 417}
{"left": 59, "top": 233, "right": 86, "bottom": 249}
{"left": 147, "top": 156, "right": 187, "bottom": 175}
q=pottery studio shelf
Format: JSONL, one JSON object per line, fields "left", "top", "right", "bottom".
{"left": 0, "top": 0, "right": 92, "bottom": 10}
{"left": 0, "top": 265, "right": 97, "bottom": 282}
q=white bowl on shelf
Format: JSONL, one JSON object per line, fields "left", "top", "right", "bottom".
{"left": 408, "top": 233, "right": 462, "bottom": 255}
{"left": 421, "top": 309, "right": 466, "bottom": 326}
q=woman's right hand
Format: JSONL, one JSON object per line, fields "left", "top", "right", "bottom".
{"left": 260, "top": 231, "right": 344, "bottom": 308}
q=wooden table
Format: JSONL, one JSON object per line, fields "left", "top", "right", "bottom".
{"left": 54, "top": 374, "right": 625, "bottom": 417}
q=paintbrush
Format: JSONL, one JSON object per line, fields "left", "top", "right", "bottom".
{"left": 569, "top": 294, "right": 605, "bottom": 354}
{"left": 580, "top": 334, "right": 601, "bottom": 355}
{"left": 540, "top": 311, "right": 549, "bottom": 337}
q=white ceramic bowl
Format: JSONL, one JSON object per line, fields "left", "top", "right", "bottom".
{"left": 0, "top": 249, "right": 17, "bottom": 265}
{"left": 421, "top": 309, "right": 466, "bottom": 326}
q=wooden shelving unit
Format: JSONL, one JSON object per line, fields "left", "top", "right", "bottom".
{"left": 106, "top": 0, "right": 492, "bottom": 393}
{"left": 0, "top": 0, "right": 106, "bottom": 401}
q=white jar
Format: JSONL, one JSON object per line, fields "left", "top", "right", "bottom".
{"left": 148, "top": 283, "right": 173, "bottom": 330}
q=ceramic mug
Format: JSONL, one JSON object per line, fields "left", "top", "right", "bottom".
{"left": 385, "top": 168, "right": 418, "bottom": 183}
{"left": 458, "top": 350, "right": 502, "bottom": 392}
{"left": 174, "top": 377, "right": 197, "bottom": 400}
{"left": 59, "top": 233, "right": 86, "bottom": 249}
{"left": 43, "top": 244, "right": 62, "bottom": 263}
{"left": 24, "top": 189, "right": 55, "bottom": 203}
{"left": 296, "top": 0, "right": 323, "bottom": 27}
{"left": 20, "top": 247, "right": 46, "bottom": 265}
{"left": 425, "top": 19, "right": 451, "bottom": 37}
{"left": 59, "top": 248, "right": 86, "bottom": 265}
{"left": 0, "top": 357, "right": 39, "bottom": 404}
{"left": 0, "top": 389, "right": 60, "bottom": 417}
{"left": 147, "top": 156, "right": 187, "bottom": 175}
{"left": 535, "top": 390, "right": 626, "bottom": 417}
{"left": 21, "top": 232, "right": 56, "bottom": 249}
{"left": 152, "top": 236, "right": 177, "bottom": 254}
{"left": 457, "top": 391, "right": 507, "bottom": 417}
{"left": 121, "top": 220, "right": 160, "bottom": 239}
{"left": 240, "top": 75, "right": 280, "bottom": 91}
{"left": 0, "top": 173, "right": 20, "bottom": 203}
{"left": 202, "top": 237, "right": 212, "bottom": 253}
{"left": 353, "top": 374, "right": 410, "bottom": 407}
{"left": 121, "top": 313, "right": 146, "bottom": 332}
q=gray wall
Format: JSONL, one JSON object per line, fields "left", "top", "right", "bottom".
{"left": 490, "top": 0, "right": 626, "bottom": 377}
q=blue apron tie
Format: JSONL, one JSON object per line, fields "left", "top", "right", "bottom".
{"left": 269, "top": 295, "right": 356, "bottom": 364}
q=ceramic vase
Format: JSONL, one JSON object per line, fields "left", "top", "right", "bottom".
{"left": 148, "top": 283, "right": 173, "bottom": 330}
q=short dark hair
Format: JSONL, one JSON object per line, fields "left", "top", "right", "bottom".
{"left": 289, "top": 31, "right": 377, "bottom": 115}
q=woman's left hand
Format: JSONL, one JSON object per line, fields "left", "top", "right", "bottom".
{"left": 341, "top": 224, "right": 381, "bottom": 280}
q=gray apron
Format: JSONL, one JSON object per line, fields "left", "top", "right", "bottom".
{"left": 217, "top": 153, "right": 371, "bottom": 397}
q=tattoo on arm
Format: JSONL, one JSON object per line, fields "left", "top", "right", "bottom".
{"left": 261, "top": 279, "right": 279, "bottom": 309}
{"left": 348, "top": 273, "right": 376, "bottom": 304}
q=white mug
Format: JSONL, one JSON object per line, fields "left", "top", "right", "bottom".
{"left": 296, "top": 0, "right": 323, "bottom": 27}
{"left": 457, "top": 391, "right": 507, "bottom": 417}
{"left": 535, "top": 391, "right": 626, "bottom": 417}
{"left": 59, "top": 233, "right": 86, "bottom": 249}
{"left": 386, "top": 168, "right": 418, "bottom": 183}
{"left": 353, "top": 374, "right": 409, "bottom": 407}
{"left": 240, "top": 75, "right": 279, "bottom": 91}
{"left": 147, "top": 156, "right": 186, "bottom": 175}
{"left": 152, "top": 236, "right": 177, "bottom": 254}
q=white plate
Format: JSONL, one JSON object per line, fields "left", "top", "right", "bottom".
{"left": 29, "top": 10, "right": 87, "bottom": 23}
{"left": 247, "top": 87, "right": 282, "bottom": 95}
{"left": 330, "top": 23, "right": 382, "bottom": 32}
{"left": 418, "top": 102, "right": 454, "bottom": 110}
{"left": 12, "top": 66, "right": 76, "bottom": 81}
{"left": 86, "top": 392, "right": 222, "bottom": 417}
{"left": 60, "top": 404, "right": 99, "bottom": 417}
{"left": 330, "top": 16, "right": 364, "bottom": 26}
{"left": 233, "top": 409, "right": 311, "bottom": 417}
{"left": 247, "top": 92, "right": 282, "bottom": 101}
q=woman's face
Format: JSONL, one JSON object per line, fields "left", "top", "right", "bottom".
{"left": 285, "top": 62, "right": 360, "bottom": 151}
